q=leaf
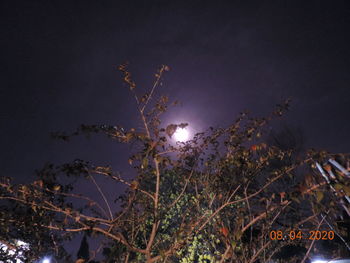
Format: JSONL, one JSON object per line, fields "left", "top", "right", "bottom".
{"left": 250, "top": 145, "right": 258, "bottom": 151}
{"left": 130, "top": 180, "right": 138, "bottom": 190}
{"left": 53, "top": 185, "right": 61, "bottom": 191}
{"left": 150, "top": 141, "right": 158, "bottom": 150}
{"left": 316, "top": 191, "right": 324, "bottom": 202}
{"left": 125, "top": 132, "right": 133, "bottom": 142}
{"left": 334, "top": 183, "right": 343, "bottom": 191}
{"left": 33, "top": 180, "right": 43, "bottom": 188}
{"left": 178, "top": 123, "right": 188, "bottom": 129}
{"left": 343, "top": 185, "right": 350, "bottom": 196}
{"left": 165, "top": 124, "right": 177, "bottom": 138}
{"left": 324, "top": 164, "right": 332, "bottom": 172}
{"left": 141, "top": 158, "right": 148, "bottom": 169}
{"left": 220, "top": 227, "right": 229, "bottom": 237}
{"left": 234, "top": 230, "right": 242, "bottom": 240}
{"left": 279, "top": 192, "right": 286, "bottom": 199}
{"left": 231, "top": 240, "right": 237, "bottom": 248}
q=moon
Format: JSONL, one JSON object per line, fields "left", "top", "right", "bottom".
{"left": 173, "top": 127, "right": 189, "bottom": 142}
{"left": 42, "top": 258, "right": 51, "bottom": 263}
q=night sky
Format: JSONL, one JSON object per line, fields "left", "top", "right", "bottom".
{"left": 1, "top": 1, "right": 350, "bottom": 191}
{"left": 2, "top": 1, "right": 350, "bottom": 259}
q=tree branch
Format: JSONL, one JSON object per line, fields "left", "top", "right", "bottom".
{"left": 89, "top": 174, "right": 113, "bottom": 220}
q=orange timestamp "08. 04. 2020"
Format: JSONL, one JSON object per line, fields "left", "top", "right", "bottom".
{"left": 269, "top": 230, "right": 335, "bottom": 241}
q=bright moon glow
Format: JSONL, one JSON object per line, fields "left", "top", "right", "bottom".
{"left": 42, "top": 258, "right": 51, "bottom": 263}
{"left": 174, "top": 127, "right": 189, "bottom": 142}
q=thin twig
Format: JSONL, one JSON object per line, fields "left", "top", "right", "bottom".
{"left": 219, "top": 245, "right": 231, "bottom": 263}
{"left": 301, "top": 214, "right": 326, "bottom": 263}
{"left": 43, "top": 187, "right": 110, "bottom": 219}
{"left": 89, "top": 174, "right": 113, "bottom": 220}
{"left": 141, "top": 65, "right": 165, "bottom": 113}
{"left": 168, "top": 170, "right": 194, "bottom": 209}
{"left": 323, "top": 215, "right": 350, "bottom": 252}
{"left": 249, "top": 240, "right": 272, "bottom": 263}
{"left": 197, "top": 185, "right": 241, "bottom": 232}
{"left": 92, "top": 170, "right": 155, "bottom": 202}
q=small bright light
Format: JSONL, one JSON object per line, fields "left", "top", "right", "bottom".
{"left": 312, "top": 260, "right": 328, "bottom": 263}
{"left": 173, "top": 127, "right": 189, "bottom": 142}
{"left": 42, "top": 257, "right": 51, "bottom": 263}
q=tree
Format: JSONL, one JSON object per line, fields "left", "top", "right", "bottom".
{"left": 0, "top": 178, "right": 72, "bottom": 262}
{"left": 0, "top": 64, "right": 349, "bottom": 262}
{"left": 77, "top": 235, "right": 90, "bottom": 261}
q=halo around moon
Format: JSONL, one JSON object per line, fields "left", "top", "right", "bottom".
{"left": 173, "top": 127, "right": 189, "bottom": 142}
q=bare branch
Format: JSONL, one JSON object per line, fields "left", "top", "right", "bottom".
{"left": 141, "top": 65, "right": 166, "bottom": 114}
{"left": 89, "top": 174, "right": 113, "bottom": 221}
{"left": 301, "top": 214, "right": 327, "bottom": 263}
{"left": 249, "top": 240, "right": 272, "bottom": 263}
{"left": 92, "top": 169, "right": 155, "bottom": 202}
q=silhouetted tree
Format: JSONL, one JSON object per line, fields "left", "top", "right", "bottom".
{"left": 77, "top": 235, "right": 90, "bottom": 261}
{"left": 0, "top": 64, "right": 349, "bottom": 263}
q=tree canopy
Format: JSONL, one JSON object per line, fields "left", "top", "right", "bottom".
{"left": 1, "top": 64, "right": 350, "bottom": 263}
